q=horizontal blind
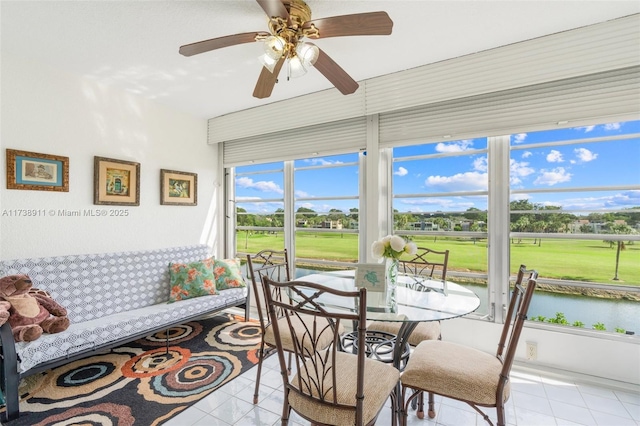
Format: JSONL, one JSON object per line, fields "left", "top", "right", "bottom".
{"left": 208, "top": 88, "right": 365, "bottom": 144}
{"left": 366, "top": 14, "right": 640, "bottom": 115}
{"left": 379, "top": 66, "right": 640, "bottom": 148}
{"left": 223, "top": 116, "right": 367, "bottom": 167}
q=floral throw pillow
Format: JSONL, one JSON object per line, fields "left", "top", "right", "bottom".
{"left": 213, "top": 258, "right": 247, "bottom": 290}
{"left": 168, "top": 257, "right": 216, "bottom": 303}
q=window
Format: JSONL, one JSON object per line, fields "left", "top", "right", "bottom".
{"left": 393, "top": 138, "right": 489, "bottom": 316}
{"left": 294, "top": 153, "right": 360, "bottom": 267}
{"left": 232, "top": 153, "right": 361, "bottom": 275}
{"left": 509, "top": 120, "right": 640, "bottom": 333}
{"left": 227, "top": 120, "right": 639, "bottom": 335}
{"left": 234, "top": 162, "right": 285, "bottom": 256}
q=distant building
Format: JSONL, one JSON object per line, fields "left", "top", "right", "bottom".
{"left": 568, "top": 219, "right": 629, "bottom": 234}
{"left": 318, "top": 220, "right": 343, "bottom": 229}
{"left": 410, "top": 221, "right": 439, "bottom": 231}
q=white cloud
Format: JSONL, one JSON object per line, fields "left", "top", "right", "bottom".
{"left": 303, "top": 158, "right": 343, "bottom": 166}
{"left": 435, "top": 140, "right": 473, "bottom": 153}
{"left": 394, "top": 166, "right": 408, "bottom": 176}
{"left": 295, "top": 190, "right": 309, "bottom": 197}
{"left": 522, "top": 151, "right": 532, "bottom": 158}
{"left": 574, "top": 147, "right": 598, "bottom": 163}
{"left": 472, "top": 156, "right": 487, "bottom": 172}
{"left": 510, "top": 159, "right": 535, "bottom": 185}
{"left": 510, "top": 193, "right": 531, "bottom": 202}
{"left": 235, "top": 176, "right": 283, "bottom": 194}
{"left": 577, "top": 123, "right": 620, "bottom": 132}
{"left": 533, "top": 167, "right": 572, "bottom": 186}
{"left": 425, "top": 171, "right": 487, "bottom": 191}
{"left": 546, "top": 150, "right": 564, "bottom": 163}
{"left": 513, "top": 133, "right": 527, "bottom": 143}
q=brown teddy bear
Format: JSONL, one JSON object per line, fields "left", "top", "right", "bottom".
{"left": 0, "top": 274, "right": 70, "bottom": 342}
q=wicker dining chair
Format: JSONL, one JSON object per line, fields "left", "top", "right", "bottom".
{"left": 367, "top": 247, "right": 449, "bottom": 347}
{"left": 399, "top": 265, "right": 538, "bottom": 426}
{"left": 262, "top": 276, "right": 401, "bottom": 426}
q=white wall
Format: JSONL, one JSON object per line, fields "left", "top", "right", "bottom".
{"left": 0, "top": 54, "right": 221, "bottom": 260}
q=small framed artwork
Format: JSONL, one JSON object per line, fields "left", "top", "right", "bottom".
{"left": 6, "top": 149, "right": 69, "bottom": 192}
{"left": 94, "top": 156, "right": 140, "bottom": 206}
{"left": 160, "top": 169, "right": 197, "bottom": 206}
{"left": 355, "top": 263, "right": 386, "bottom": 293}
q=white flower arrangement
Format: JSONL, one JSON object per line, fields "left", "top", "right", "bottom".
{"left": 371, "top": 235, "right": 418, "bottom": 260}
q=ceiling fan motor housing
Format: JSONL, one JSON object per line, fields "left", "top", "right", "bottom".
{"left": 283, "top": 0, "right": 312, "bottom": 26}
{"left": 268, "top": 0, "right": 319, "bottom": 59}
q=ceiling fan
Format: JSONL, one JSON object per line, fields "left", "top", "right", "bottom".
{"left": 179, "top": 0, "right": 393, "bottom": 99}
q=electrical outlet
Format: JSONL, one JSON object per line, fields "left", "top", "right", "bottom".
{"left": 526, "top": 341, "right": 537, "bottom": 361}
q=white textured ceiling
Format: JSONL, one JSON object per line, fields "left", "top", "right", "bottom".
{"left": 2, "top": 1, "right": 639, "bottom": 120}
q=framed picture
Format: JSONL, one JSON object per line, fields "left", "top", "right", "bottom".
{"left": 6, "top": 149, "right": 69, "bottom": 192}
{"left": 94, "top": 156, "right": 140, "bottom": 205}
{"left": 355, "top": 263, "right": 386, "bottom": 293}
{"left": 160, "top": 169, "right": 197, "bottom": 206}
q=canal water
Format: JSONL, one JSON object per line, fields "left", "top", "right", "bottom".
{"left": 460, "top": 282, "right": 639, "bottom": 334}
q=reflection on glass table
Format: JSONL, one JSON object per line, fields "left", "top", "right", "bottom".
{"left": 296, "top": 270, "right": 480, "bottom": 325}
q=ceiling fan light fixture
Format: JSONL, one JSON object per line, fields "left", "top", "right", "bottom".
{"left": 263, "top": 35, "right": 286, "bottom": 60}
{"left": 259, "top": 54, "right": 279, "bottom": 73}
{"left": 288, "top": 55, "right": 308, "bottom": 78}
{"left": 296, "top": 42, "right": 319, "bottom": 67}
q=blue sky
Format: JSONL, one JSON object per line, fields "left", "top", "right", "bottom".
{"left": 236, "top": 120, "right": 639, "bottom": 215}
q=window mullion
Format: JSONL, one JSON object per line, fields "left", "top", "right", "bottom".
{"left": 488, "top": 136, "right": 511, "bottom": 323}
{"left": 284, "top": 161, "right": 295, "bottom": 271}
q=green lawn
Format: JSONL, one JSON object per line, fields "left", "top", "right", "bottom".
{"left": 237, "top": 231, "right": 640, "bottom": 286}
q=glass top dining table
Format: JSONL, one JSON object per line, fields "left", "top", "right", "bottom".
{"left": 294, "top": 269, "right": 481, "bottom": 370}
{"left": 296, "top": 269, "right": 481, "bottom": 323}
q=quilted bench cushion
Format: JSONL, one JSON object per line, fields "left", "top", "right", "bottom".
{"left": 14, "top": 287, "right": 247, "bottom": 373}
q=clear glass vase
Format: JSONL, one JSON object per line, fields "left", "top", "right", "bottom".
{"left": 385, "top": 257, "right": 398, "bottom": 313}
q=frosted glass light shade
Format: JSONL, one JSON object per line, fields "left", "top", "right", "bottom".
{"left": 297, "top": 42, "right": 319, "bottom": 67}
{"left": 260, "top": 54, "right": 279, "bottom": 73}
{"left": 263, "top": 36, "right": 286, "bottom": 60}
{"left": 288, "top": 55, "right": 307, "bottom": 78}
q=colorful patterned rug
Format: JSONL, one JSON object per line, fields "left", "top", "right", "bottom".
{"left": 2, "top": 313, "right": 261, "bottom": 426}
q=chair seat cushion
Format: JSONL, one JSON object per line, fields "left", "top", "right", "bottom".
{"left": 288, "top": 351, "right": 400, "bottom": 426}
{"left": 263, "top": 315, "right": 344, "bottom": 352}
{"left": 367, "top": 320, "right": 440, "bottom": 346}
{"left": 401, "top": 340, "right": 510, "bottom": 405}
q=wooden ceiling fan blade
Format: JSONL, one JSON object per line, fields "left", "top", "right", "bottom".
{"left": 256, "top": 0, "right": 289, "bottom": 20}
{"left": 312, "top": 47, "right": 359, "bottom": 95}
{"left": 179, "top": 32, "right": 269, "bottom": 57}
{"left": 253, "top": 56, "right": 286, "bottom": 99}
{"left": 303, "top": 11, "right": 393, "bottom": 38}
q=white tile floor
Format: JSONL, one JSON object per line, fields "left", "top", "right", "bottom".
{"left": 164, "top": 349, "right": 640, "bottom": 426}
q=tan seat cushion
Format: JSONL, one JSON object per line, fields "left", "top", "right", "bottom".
{"left": 401, "top": 340, "right": 510, "bottom": 405}
{"left": 367, "top": 321, "right": 440, "bottom": 346}
{"left": 263, "top": 314, "right": 345, "bottom": 353}
{"left": 288, "top": 351, "right": 400, "bottom": 426}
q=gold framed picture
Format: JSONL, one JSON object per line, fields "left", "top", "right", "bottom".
{"left": 6, "top": 149, "right": 69, "bottom": 192}
{"left": 94, "top": 156, "right": 140, "bottom": 206}
{"left": 160, "top": 169, "right": 197, "bottom": 206}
